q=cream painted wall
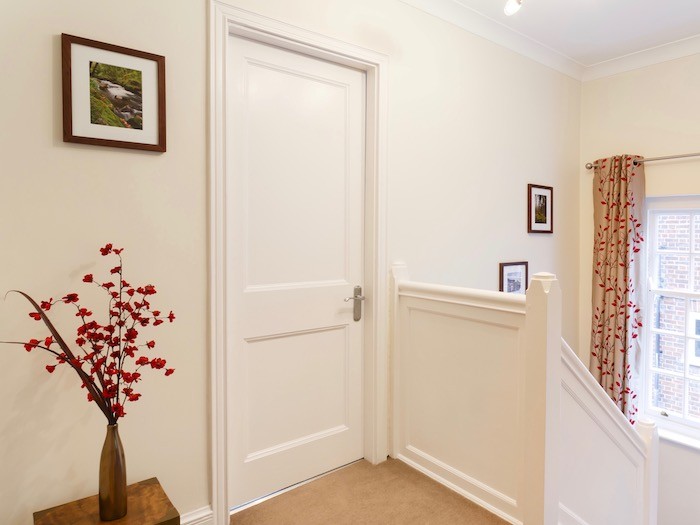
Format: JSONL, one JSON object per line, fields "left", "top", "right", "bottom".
{"left": 580, "top": 54, "right": 700, "bottom": 525}
{"left": 0, "top": 0, "right": 209, "bottom": 522}
{"left": 1, "top": 0, "right": 581, "bottom": 523}
{"left": 219, "top": 0, "right": 582, "bottom": 342}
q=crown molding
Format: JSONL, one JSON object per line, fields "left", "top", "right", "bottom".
{"left": 400, "top": 0, "right": 584, "bottom": 80}
{"left": 582, "top": 33, "right": 700, "bottom": 81}
{"left": 401, "top": 0, "right": 700, "bottom": 82}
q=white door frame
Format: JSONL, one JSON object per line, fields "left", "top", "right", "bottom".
{"left": 209, "top": 3, "right": 389, "bottom": 523}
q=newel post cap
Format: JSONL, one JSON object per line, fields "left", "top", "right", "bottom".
{"left": 531, "top": 272, "right": 556, "bottom": 281}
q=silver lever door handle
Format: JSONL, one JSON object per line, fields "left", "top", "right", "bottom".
{"left": 344, "top": 285, "right": 365, "bottom": 321}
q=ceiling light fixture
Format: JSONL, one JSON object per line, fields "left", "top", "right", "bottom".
{"left": 504, "top": 0, "right": 523, "bottom": 16}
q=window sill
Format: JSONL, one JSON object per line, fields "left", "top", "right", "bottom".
{"left": 658, "top": 427, "right": 700, "bottom": 452}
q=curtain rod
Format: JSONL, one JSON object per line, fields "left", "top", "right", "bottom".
{"left": 584, "top": 151, "right": 700, "bottom": 170}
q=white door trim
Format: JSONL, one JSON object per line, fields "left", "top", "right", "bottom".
{"left": 209, "top": 3, "right": 389, "bottom": 524}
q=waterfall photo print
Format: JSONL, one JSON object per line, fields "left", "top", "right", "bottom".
{"left": 89, "top": 62, "right": 143, "bottom": 129}
{"left": 62, "top": 34, "right": 166, "bottom": 152}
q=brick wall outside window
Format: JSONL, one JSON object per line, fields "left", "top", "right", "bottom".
{"left": 648, "top": 211, "right": 700, "bottom": 423}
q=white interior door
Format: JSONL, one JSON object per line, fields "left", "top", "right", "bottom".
{"left": 226, "top": 35, "right": 366, "bottom": 508}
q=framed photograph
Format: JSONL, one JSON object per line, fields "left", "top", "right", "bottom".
{"left": 62, "top": 34, "right": 166, "bottom": 152}
{"left": 499, "top": 261, "right": 529, "bottom": 294}
{"left": 528, "top": 184, "right": 553, "bottom": 233}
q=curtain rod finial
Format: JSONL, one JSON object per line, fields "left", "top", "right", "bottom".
{"left": 585, "top": 162, "right": 594, "bottom": 170}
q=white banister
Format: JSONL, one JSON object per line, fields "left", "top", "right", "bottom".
{"left": 390, "top": 266, "right": 656, "bottom": 525}
{"left": 637, "top": 419, "right": 659, "bottom": 525}
{"left": 523, "top": 273, "right": 561, "bottom": 525}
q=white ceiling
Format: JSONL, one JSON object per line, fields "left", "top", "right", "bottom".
{"left": 402, "top": 0, "right": 700, "bottom": 80}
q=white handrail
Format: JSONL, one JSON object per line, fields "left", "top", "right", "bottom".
{"left": 560, "top": 338, "right": 646, "bottom": 453}
{"left": 398, "top": 279, "right": 526, "bottom": 311}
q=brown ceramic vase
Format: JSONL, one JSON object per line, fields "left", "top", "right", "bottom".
{"left": 99, "top": 424, "right": 127, "bottom": 521}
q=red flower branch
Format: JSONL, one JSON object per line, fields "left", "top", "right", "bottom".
{"left": 2, "top": 244, "right": 175, "bottom": 424}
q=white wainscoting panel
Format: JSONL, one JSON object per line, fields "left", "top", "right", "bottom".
{"left": 393, "top": 272, "right": 529, "bottom": 524}
{"left": 391, "top": 267, "right": 656, "bottom": 525}
{"left": 559, "top": 342, "right": 647, "bottom": 525}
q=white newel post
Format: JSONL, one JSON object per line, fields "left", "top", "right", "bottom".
{"left": 637, "top": 418, "right": 659, "bottom": 525}
{"left": 523, "top": 273, "right": 561, "bottom": 525}
{"left": 390, "top": 263, "right": 409, "bottom": 458}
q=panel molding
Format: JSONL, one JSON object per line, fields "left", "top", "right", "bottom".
{"left": 210, "top": 3, "right": 389, "bottom": 523}
{"left": 559, "top": 504, "right": 589, "bottom": 525}
{"left": 244, "top": 324, "right": 347, "bottom": 343}
{"left": 245, "top": 425, "right": 349, "bottom": 462}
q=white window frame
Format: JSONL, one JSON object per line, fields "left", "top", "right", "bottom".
{"left": 643, "top": 196, "right": 700, "bottom": 440}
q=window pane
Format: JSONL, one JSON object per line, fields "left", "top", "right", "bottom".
{"left": 657, "top": 254, "right": 690, "bottom": 290}
{"left": 693, "top": 215, "right": 700, "bottom": 252}
{"left": 657, "top": 213, "right": 690, "bottom": 251}
{"left": 650, "top": 372, "right": 684, "bottom": 416}
{"left": 651, "top": 333, "right": 684, "bottom": 373}
{"left": 694, "top": 257, "right": 700, "bottom": 292}
{"left": 689, "top": 380, "right": 700, "bottom": 420}
{"left": 652, "top": 295, "right": 685, "bottom": 333}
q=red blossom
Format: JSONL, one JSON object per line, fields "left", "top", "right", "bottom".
{"left": 62, "top": 293, "right": 79, "bottom": 304}
{"left": 150, "top": 358, "right": 166, "bottom": 369}
{"left": 111, "top": 403, "right": 126, "bottom": 418}
{"left": 9, "top": 244, "right": 175, "bottom": 424}
{"left": 123, "top": 328, "right": 138, "bottom": 343}
{"left": 24, "top": 339, "right": 40, "bottom": 352}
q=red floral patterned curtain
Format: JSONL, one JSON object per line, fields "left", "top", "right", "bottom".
{"left": 590, "top": 155, "right": 645, "bottom": 424}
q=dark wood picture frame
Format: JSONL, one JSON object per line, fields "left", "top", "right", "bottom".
{"left": 499, "top": 261, "right": 529, "bottom": 294}
{"left": 62, "top": 34, "right": 166, "bottom": 152}
{"left": 527, "top": 184, "right": 553, "bottom": 233}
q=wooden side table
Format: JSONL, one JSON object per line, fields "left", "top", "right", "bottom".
{"left": 33, "top": 478, "right": 179, "bottom": 525}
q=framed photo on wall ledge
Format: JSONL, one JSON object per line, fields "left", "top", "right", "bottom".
{"left": 61, "top": 34, "right": 166, "bottom": 152}
{"left": 499, "top": 261, "right": 528, "bottom": 294}
{"left": 528, "top": 184, "right": 553, "bottom": 233}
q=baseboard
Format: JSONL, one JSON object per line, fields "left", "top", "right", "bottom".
{"left": 397, "top": 455, "right": 522, "bottom": 525}
{"left": 181, "top": 505, "right": 214, "bottom": 525}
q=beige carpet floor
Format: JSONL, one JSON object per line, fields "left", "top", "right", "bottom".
{"left": 231, "top": 459, "right": 508, "bottom": 525}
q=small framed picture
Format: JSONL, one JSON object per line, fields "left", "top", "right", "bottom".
{"left": 499, "top": 261, "right": 528, "bottom": 294}
{"left": 528, "top": 184, "right": 553, "bottom": 233}
{"left": 62, "top": 34, "right": 166, "bottom": 152}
